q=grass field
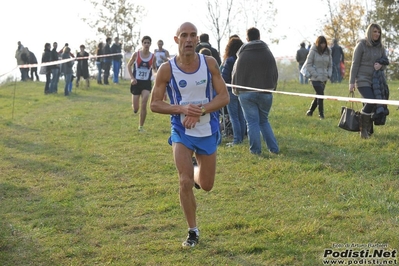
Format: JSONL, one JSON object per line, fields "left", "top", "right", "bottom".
{"left": 1, "top": 79, "right": 398, "bottom": 266}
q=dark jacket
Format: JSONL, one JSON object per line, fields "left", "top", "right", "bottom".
{"left": 29, "top": 51, "right": 38, "bottom": 64}
{"left": 111, "top": 43, "right": 122, "bottom": 61}
{"left": 76, "top": 51, "right": 90, "bottom": 79}
{"left": 195, "top": 42, "right": 221, "bottom": 66}
{"left": 50, "top": 48, "right": 59, "bottom": 69}
{"left": 331, "top": 43, "right": 344, "bottom": 65}
{"left": 221, "top": 55, "right": 237, "bottom": 92}
{"left": 296, "top": 47, "right": 309, "bottom": 65}
{"left": 371, "top": 56, "right": 389, "bottom": 125}
{"left": 96, "top": 47, "right": 104, "bottom": 62}
{"left": 103, "top": 44, "right": 112, "bottom": 63}
{"left": 232, "top": 40, "right": 278, "bottom": 94}
{"left": 61, "top": 53, "right": 74, "bottom": 75}
{"left": 41, "top": 48, "right": 51, "bottom": 73}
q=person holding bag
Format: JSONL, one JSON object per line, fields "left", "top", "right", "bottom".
{"left": 305, "top": 36, "right": 332, "bottom": 119}
{"left": 349, "top": 23, "right": 388, "bottom": 139}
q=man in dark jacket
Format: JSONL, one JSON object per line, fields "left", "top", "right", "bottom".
{"left": 27, "top": 48, "right": 39, "bottom": 81}
{"left": 111, "top": 37, "right": 122, "bottom": 84}
{"left": 195, "top": 33, "right": 221, "bottom": 66}
{"left": 331, "top": 39, "right": 344, "bottom": 83}
{"left": 50, "top": 42, "right": 60, "bottom": 93}
{"left": 296, "top": 42, "right": 309, "bottom": 84}
{"left": 232, "top": 27, "right": 279, "bottom": 155}
{"left": 103, "top": 37, "right": 112, "bottom": 85}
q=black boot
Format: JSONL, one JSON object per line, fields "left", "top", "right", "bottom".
{"left": 306, "top": 99, "right": 317, "bottom": 116}
{"left": 318, "top": 100, "right": 324, "bottom": 119}
{"left": 360, "top": 113, "right": 372, "bottom": 139}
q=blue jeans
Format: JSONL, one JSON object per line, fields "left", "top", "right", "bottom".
{"left": 112, "top": 60, "right": 121, "bottom": 83}
{"left": 298, "top": 64, "right": 308, "bottom": 84}
{"left": 64, "top": 73, "right": 72, "bottom": 95}
{"left": 238, "top": 92, "right": 279, "bottom": 154}
{"left": 96, "top": 61, "right": 102, "bottom": 83}
{"left": 50, "top": 68, "right": 60, "bottom": 93}
{"left": 44, "top": 72, "right": 51, "bottom": 94}
{"left": 331, "top": 63, "right": 342, "bottom": 83}
{"left": 68, "top": 80, "right": 73, "bottom": 93}
{"left": 20, "top": 67, "right": 29, "bottom": 81}
{"left": 226, "top": 90, "right": 246, "bottom": 144}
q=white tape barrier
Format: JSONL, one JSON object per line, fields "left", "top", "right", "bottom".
{"left": 0, "top": 53, "right": 122, "bottom": 78}
{"left": 17, "top": 52, "right": 122, "bottom": 69}
{"left": 1, "top": 53, "right": 122, "bottom": 78}
{"left": 227, "top": 83, "right": 399, "bottom": 107}
{"left": 0, "top": 66, "right": 19, "bottom": 78}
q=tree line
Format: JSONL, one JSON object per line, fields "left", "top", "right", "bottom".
{"left": 82, "top": 0, "right": 399, "bottom": 80}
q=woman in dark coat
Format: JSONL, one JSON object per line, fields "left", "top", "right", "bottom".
{"left": 76, "top": 44, "right": 90, "bottom": 88}
{"left": 41, "top": 43, "right": 52, "bottom": 94}
{"left": 221, "top": 36, "right": 245, "bottom": 146}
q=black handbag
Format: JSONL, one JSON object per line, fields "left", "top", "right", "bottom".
{"left": 338, "top": 92, "right": 360, "bottom": 132}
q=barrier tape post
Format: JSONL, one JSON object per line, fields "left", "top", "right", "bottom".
{"left": 12, "top": 77, "right": 17, "bottom": 120}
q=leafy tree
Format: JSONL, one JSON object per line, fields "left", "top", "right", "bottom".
{"left": 322, "top": 0, "right": 366, "bottom": 79}
{"left": 82, "top": 0, "right": 144, "bottom": 53}
{"left": 323, "top": 0, "right": 399, "bottom": 80}
{"left": 368, "top": 0, "right": 399, "bottom": 79}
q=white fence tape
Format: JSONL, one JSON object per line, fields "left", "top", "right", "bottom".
{"left": 227, "top": 83, "right": 399, "bottom": 106}
{"left": 17, "top": 52, "right": 122, "bottom": 69}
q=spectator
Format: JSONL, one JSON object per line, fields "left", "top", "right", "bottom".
{"left": 41, "top": 43, "right": 52, "bottom": 94}
{"left": 61, "top": 46, "right": 74, "bottom": 96}
{"left": 50, "top": 42, "right": 60, "bottom": 93}
{"left": 111, "top": 37, "right": 122, "bottom": 84}
{"left": 58, "top": 43, "right": 75, "bottom": 58}
{"left": 195, "top": 33, "right": 221, "bottom": 66}
{"left": 305, "top": 36, "right": 332, "bottom": 119}
{"left": 221, "top": 36, "right": 246, "bottom": 146}
{"left": 15, "top": 41, "right": 29, "bottom": 81}
{"left": 96, "top": 42, "right": 104, "bottom": 84}
{"left": 26, "top": 47, "right": 39, "bottom": 81}
{"left": 76, "top": 45, "right": 90, "bottom": 89}
{"left": 198, "top": 47, "right": 212, "bottom": 56}
{"left": 331, "top": 39, "right": 345, "bottom": 83}
{"left": 232, "top": 27, "right": 279, "bottom": 155}
{"left": 103, "top": 37, "right": 112, "bottom": 85}
{"left": 349, "top": 23, "right": 388, "bottom": 139}
{"left": 296, "top": 42, "right": 309, "bottom": 84}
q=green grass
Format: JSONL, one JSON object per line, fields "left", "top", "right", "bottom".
{"left": 1, "top": 79, "right": 398, "bottom": 265}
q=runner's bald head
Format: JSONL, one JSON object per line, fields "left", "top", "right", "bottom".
{"left": 176, "top": 22, "right": 197, "bottom": 36}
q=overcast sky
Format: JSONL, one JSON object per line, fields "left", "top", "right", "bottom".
{"left": 2, "top": 0, "right": 364, "bottom": 80}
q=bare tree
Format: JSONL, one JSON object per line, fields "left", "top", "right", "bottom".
{"left": 240, "top": 0, "right": 278, "bottom": 44}
{"left": 205, "top": 0, "right": 234, "bottom": 53}
{"left": 204, "top": 0, "right": 278, "bottom": 56}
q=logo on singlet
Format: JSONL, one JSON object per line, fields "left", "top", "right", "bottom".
{"left": 179, "top": 80, "right": 187, "bottom": 88}
{"left": 195, "top": 79, "right": 206, "bottom": 86}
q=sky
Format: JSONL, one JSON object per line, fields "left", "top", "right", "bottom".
{"left": 1, "top": 0, "right": 338, "bottom": 81}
